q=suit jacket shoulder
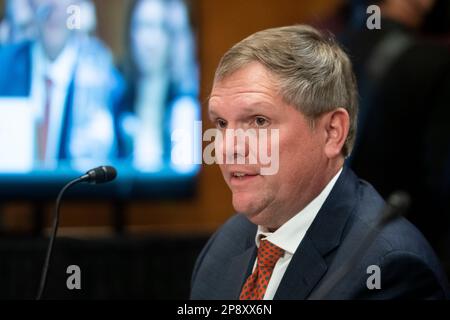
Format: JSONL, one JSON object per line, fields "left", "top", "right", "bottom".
{"left": 191, "top": 167, "right": 450, "bottom": 299}
{"left": 191, "top": 214, "right": 256, "bottom": 299}
{"left": 319, "top": 180, "right": 450, "bottom": 299}
{"left": 0, "top": 41, "right": 33, "bottom": 96}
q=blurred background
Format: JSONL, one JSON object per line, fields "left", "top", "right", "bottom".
{"left": 0, "top": 0, "right": 448, "bottom": 299}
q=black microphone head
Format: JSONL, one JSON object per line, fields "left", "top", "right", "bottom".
{"left": 380, "top": 190, "right": 411, "bottom": 225}
{"left": 83, "top": 166, "right": 117, "bottom": 184}
{"left": 388, "top": 191, "right": 411, "bottom": 211}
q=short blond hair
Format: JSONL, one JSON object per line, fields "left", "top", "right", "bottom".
{"left": 214, "top": 25, "right": 358, "bottom": 156}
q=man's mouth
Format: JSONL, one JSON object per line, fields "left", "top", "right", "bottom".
{"left": 229, "top": 171, "right": 260, "bottom": 184}
{"left": 232, "top": 172, "right": 251, "bottom": 177}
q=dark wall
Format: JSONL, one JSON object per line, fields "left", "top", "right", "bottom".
{"left": 0, "top": 235, "right": 208, "bottom": 299}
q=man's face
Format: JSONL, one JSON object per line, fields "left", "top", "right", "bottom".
{"left": 209, "top": 62, "right": 330, "bottom": 230}
{"left": 30, "top": 0, "right": 75, "bottom": 59}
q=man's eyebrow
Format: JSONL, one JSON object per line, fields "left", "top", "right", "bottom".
{"left": 235, "top": 102, "right": 275, "bottom": 114}
{"left": 208, "top": 109, "right": 218, "bottom": 119}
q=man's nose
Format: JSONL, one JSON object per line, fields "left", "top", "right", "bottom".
{"left": 221, "top": 128, "right": 250, "bottom": 164}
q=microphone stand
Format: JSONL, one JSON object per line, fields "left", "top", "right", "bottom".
{"left": 36, "top": 177, "right": 82, "bottom": 300}
{"left": 35, "top": 165, "right": 116, "bottom": 299}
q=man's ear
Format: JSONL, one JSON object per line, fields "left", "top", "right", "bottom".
{"left": 323, "top": 108, "right": 350, "bottom": 159}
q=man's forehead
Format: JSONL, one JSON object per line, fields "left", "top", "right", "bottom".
{"left": 210, "top": 76, "right": 278, "bottom": 105}
{"left": 208, "top": 99, "right": 275, "bottom": 116}
{"left": 208, "top": 63, "right": 283, "bottom": 115}
{"left": 209, "top": 87, "right": 275, "bottom": 102}
{"left": 211, "top": 63, "right": 278, "bottom": 94}
{"left": 208, "top": 85, "right": 278, "bottom": 114}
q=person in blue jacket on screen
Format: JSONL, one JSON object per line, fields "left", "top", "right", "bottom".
{"left": 0, "top": 0, "right": 122, "bottom": 171}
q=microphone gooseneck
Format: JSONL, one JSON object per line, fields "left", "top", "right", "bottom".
{"left": 36, "top": 177, "right": 82, "bottom": 300}
{"left": 36, "top": 166, "right": 117, "bottom": 300}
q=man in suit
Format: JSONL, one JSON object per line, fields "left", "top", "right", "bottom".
{"left": 0, "top": 0, "right": 120, "bottom": 170}
{"left": 190, "top": 25, "right": 450, "bottom": 300}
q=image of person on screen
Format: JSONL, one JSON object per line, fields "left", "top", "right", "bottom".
{"left": 190, "top": 25, "right": 449, "bottom": 299}
{"left": 116, "top": 0, "right": 200, "bottom": 173}
{"left": 0, "top": 0, "right": 121, "bottom": 171}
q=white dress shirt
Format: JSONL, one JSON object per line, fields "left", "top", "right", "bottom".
{"left": 31, "top": 40, "right": 78, "bottom": 168}
{"left": 254, "top": 167, "right": 343, "bottom": 300}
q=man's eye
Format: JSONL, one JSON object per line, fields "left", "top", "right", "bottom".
{"left": 255, "top": 116, "right": 269, "bottom": 127}
{"left": 215, "top": 119, "right": 227, "bottom": 129}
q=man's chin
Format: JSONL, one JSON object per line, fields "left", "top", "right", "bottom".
{"left": 242, "top": 211, "right": 277, "bottom": 229}
{"left": 232, "top": 197, "right": 269, "bottom": 226}
{"left": 232, "top": 193, "right": 258, "bottom": 214}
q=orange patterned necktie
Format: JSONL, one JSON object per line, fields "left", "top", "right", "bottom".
{"left": 239, "top": 239, "right": 284, "bottom": 300}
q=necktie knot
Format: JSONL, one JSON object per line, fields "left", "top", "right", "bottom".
{"left": 257, "top": 239, "right": 284, "bottom": 268}
{"left": 239, "top": 239, "right": 284, "bottom": 300}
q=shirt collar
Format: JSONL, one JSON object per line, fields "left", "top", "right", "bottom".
{"left": 255, "top": 167, "right": 343, "bottom": 255}
{"left": 33, "top": 39, "right": 79, "bottom": 86}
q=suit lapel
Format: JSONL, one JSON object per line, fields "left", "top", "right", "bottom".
{"left": 274, "top": 236, "right": 327, "bottom": 299}
{"left": 222, "top": 246, "right": 257, "bottom": 299}
{"left": 275, "top": 166, "right": 359, "bottom": 299}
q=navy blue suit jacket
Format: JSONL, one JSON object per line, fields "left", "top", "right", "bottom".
{"left": 190, "top": 167, "right": 450, "bottom": 299}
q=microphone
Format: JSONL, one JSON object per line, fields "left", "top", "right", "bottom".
{"left": 308, "top": 191, "right": 411, "bottom": 300}
{"left": 80, "top": 165, "right": 117, "bottom": 184}
{"left": 36, "top": 166, "right": 117, "bottom": 300}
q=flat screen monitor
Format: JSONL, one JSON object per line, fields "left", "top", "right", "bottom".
{"left": 0, "top": 0, "right": 201, "bottom": 200}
